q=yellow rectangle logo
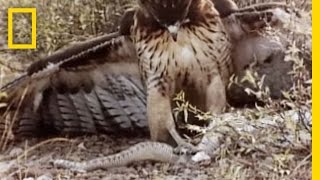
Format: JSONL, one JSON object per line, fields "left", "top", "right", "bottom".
{"left": 8, "top": 8, "right": 37, "bottom": 49}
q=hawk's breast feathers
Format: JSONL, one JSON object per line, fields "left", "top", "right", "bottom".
{"left": 129, "top": 0, "right": 232, "bottom": 91}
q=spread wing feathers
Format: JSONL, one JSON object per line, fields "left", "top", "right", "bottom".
{"left": 0, "top": 2, "right": 299, "bottom": 138}
{"left": 0, "top": 32, "right": 148, "bottom": 138}
{"left": 222, "top": 2, "right": 302, "bottom": 107}
{"left": 1, "top": 74, "right": 147, "bottom": 137}
{"left": 221, "top": 2, "right": 299, "bottom": 40}
{"left": 235, "top": 3, "right": 297, "bottom": 28}
{"left": 2, "top": 33, "right": 139, "bottom": 105}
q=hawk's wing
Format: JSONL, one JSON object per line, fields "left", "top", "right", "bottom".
{"left": 219, "top": 2, "right": 298, "bottom": 40}
{"left": 217, "top": 1, "right": 307, "bottom": 106}
{"left": 0, "top": 31, "right": 148, "bottom": 138}
{"left": 0, "top": 3, "right": 302, "bottom": 139}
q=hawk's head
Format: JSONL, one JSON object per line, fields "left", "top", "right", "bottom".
{"left": 138, "top": 0, "right": 193, "bottom": 41}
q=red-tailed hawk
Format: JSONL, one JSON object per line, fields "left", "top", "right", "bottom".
{"left": 0, "top": 0, "right": 295, "bottom": 145}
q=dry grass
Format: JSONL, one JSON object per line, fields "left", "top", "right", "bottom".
{"left": 0, "top": 0, "right": 312, "bottom": 179}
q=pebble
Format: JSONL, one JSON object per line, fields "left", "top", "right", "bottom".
{"left": 9, "top": 147, "right": 24, "bottom": 157}
{"left": 36, "top": 174, "right": 53, "bottom": 180}
{"left": 191, "top": 151, "right": 211, "bottom": 163}
{"left": 23, "top": 178, "right": 34, "bottom": 180}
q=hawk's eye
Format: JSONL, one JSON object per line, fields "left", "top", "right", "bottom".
{"left": 182, "top": 18, "right": 190, "bottom": 24}
{"left": 153, "top": 15, "right": 175, "bottom": 27}
{"left": 154, "top": 17, "right": 166, "bottom": 27}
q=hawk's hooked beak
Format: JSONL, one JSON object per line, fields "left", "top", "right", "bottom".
{"left": 167, "top": 25, "right": 179, "bottom": 42}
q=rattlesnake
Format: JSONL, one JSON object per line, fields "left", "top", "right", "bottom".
{"left": 53, "top": 109, "right": 311, "bottom": 172}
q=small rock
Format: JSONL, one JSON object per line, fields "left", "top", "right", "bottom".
{"left": 184, "top": 168, "right": 192, "bottom": 174}
{"left": 77, "top": 142, "right": 87, "bottom": 150}
{"left": 191, "top": 151, "right": 211, "bottom": 163}
{"left": 23, "top": 178, "right": 35, "bottom": 180}
{"left": 9, "top": 147, "right": 24, "bottom": 157}
{"left": 36, "top": 174, "right": 53, "bottom": 180}
{"left": 0, "top": 160, "right": 16, "bottom": 174}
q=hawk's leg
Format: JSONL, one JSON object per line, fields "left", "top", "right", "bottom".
{"left": 147, "top": 88, "right": 197, "bottom": 150}
{"left": 206, "top": 74, "right": 227, "bottom": 114}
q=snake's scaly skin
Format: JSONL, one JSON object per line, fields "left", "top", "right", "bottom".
{"left": 53, "top": 109, "right": 311, "bottom": 172}
{"left": 53, "top": 142, "right": 182, "bottom": 172}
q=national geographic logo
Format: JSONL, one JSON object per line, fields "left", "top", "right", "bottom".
{"left": 7, "top": 8, "right": 36, "bottom": 49}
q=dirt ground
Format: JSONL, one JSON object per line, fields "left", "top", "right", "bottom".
{"left": 0, "top": 133, "right": 311, "bottom": 180}
{"left": 0, "top": 135, "right": 218, "bottom": 180}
